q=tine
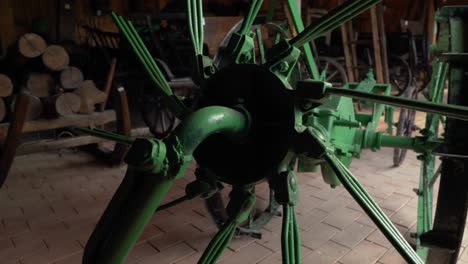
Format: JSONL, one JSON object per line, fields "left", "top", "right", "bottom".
{"left": 290, "top": 0, "right": 381, "bottom": 47}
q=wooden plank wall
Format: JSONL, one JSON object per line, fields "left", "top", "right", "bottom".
{"left": 0, "top": 0, "right": 463, "bottom": 50}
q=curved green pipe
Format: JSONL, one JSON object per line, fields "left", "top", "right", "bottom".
{"left": 170, "top": 106, "right": 249, "bottom": 155}
{"left": 83, "top": 106, "right": 249, "bottom": 264}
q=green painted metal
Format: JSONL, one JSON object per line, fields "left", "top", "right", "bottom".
{"left": 112, "top": 13, "right": 187, "bottom": 117}
{"left": 325, "top": 87, "right": 468, "bottom": 121}
{"left": 81, "top": 2, "right": 468, "bottom": 264}
{"left": 187, "top": 0, "right": 204, "bottom": 56}
{"left": 290, "top": 0, "right": 381, "bottom": 47}
{"left": 82, "top": 106, "right": 249, "bottom": 264}
{"left": 284, "top": 0, "right": 320, "bottom": 80}
{"left": 315, "top": 131, "right": 424, "bottom": 264}
{"left": 73, "top": 127, "right": 134, "bottom": 145}
{"left": 199, "top": 186, "right": 256, "bottom": 264}
{"left": 281, "top": 205, "right": 301, "bottom": 264}
{"left": 414, "top": 59, "right": 448, "bottom": 260}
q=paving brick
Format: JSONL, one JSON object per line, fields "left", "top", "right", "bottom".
{"left": 301, "top": 222, "right": 339, "bottom": 250}
{"left": 0, "top": 235, "right": 47, "bottom": 262}
{"left": 257, "top": 229, "right": 281, "bottom": 252}
{"left": 378, "top": 248, "right": 406, "bottom": 264}
{"left": 332, "top": 222, "right": 375, "bottom": 248}
{"left": 1, "top": 135, "right": 467, "bottom": 264}
{"left": 152, "top": 211, "right": 192, "bottom": 233}
{"left": 52, "top": 252, "right": 83, "bottom": 264}
{"left": 174, "top": 248, "right": 234, "bottom": 264}
{"left": 339, "top": 240, "right": 387, "bottom": 264}
{"left": 263, "top": 213, "right": 283, "bottom": 233}
{"left": 366, "top": 224, "right": 407, "bottom": 249}
{"left": 297, "top": 208, "right": 329, "bottom": 231}
{"left": 258, "top": 246, "right": 313, "bottom": 264}
{"left": 149, "top": 224, "right": 201, "bottom": 251}
{"left": 137, "top": 223, "right": 164, "bottom": 243}
{"left": 137, "top": 242, "right": 196, "bottom": 264}
{"left": 0, "top": 237, "right": 13, "bottom": 252}
{"left": 3, "top": 216, "right": 30, "bottom": 236}
{"left": 390, "top": 204, "right": 417, "bottom": 228}
{"left": 355, "top": 207, "right": 394, "bottom": 227}
{"left": 127, "top": 242, "right": 159, "bottom": 262}
{"left": 322, "top": 207, "right": 362, "bottom": 230}
{"left": 227, "top": 232, "right": 257, "bottom": 252}
{"left": 378, "top": 193, "right": 411, "bottom": 212}
{"left": 302, "top": 240, "right": 350, "bottom": 264}
{"left": 221, "top": 242, "right": 273, "bottom": 264}
{"left": 317, "top": 195, "right": 352, "bottom": 213}
{"left": 184, "top": 230, "right": 217, "bottom": 252}
{"left": 296, "top": 194, "right": 325, "bottom": 214}
{"left": 461, "top": 246, "right": 468, "bottom": 262}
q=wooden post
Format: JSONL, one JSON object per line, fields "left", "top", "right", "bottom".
{"left": 0, "top": 93, "right": 30, "bottom": 187}
{"left": 110, "top": 86, "right": 131, "bottom": 165}
{"left": 427, "top": 0, "right": 436, "bottom": 47}
{"left": 99, "top": 58, "right": 117, "bottom": 111}
{"left": 370, "top": 4, "right": 389, "bottom": 83}
{"left": 340, "top": 22, "right": 355, "bottom": 82}
{"left": 377, "top": 3, "right": 389, "bottom": 83}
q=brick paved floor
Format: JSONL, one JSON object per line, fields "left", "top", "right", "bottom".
{"left": 1, "top": 133, "right": 467, "bottom": 263}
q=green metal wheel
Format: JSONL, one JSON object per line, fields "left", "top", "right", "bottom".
{"left": 79, "top": 2, "right": 468, "bottom": 264}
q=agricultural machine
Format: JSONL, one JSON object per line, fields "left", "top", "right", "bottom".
{"left": 77, "top": 1, "right": 468, "bottom": 263}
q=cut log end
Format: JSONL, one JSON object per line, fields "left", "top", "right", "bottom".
{"left": 26, "top": 73, "right": 54, "bottom": 98}
{"left": 42, "top": 45, "right": 70, "bottom": 71}
{"left": 0, "top": 74, "right": 13, "bottom": 97}
{"left": 55, "top": 93, "right": 81, "bottom": 116}
{"left": 60, "top": 66, "right": 84, "bottom": 90}
{"left": 18, "top": 33, "right": 47, "bottom": 58}
{"left": 11, "top": 94, "right": 43, "bottom": 121}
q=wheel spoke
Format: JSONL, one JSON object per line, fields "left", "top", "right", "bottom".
{"left": 306, "top": 127, "right": 423, "bottom": 264}
{"left": 187, "top": 0, "right": 204, "bottom": 56}
{"left": 111, "top": 13, "right": 187, "bottom": 116}
{"left": 284, "top": 0, "right": 320, "bottom": 79}
{"left": 290, "top": 0, "right": 381, "bottom": 47}
{"left": 239, "top": 0, "right": 264, "bottom": 36}
{"left": 327, "top": 70, "right": 339, "bottom": 81}
{"left": 323, "top": 150, "right": 423, "bottom": 264}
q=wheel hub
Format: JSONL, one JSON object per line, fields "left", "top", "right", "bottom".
{"left": 194, "top": 63, "right": 295, "bottom": 185}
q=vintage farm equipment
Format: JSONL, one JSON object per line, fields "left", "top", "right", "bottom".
{"left": 76, "top": 1, "right": 468, "bottom": 263}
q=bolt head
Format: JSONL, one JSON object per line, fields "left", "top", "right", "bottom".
{"left": 278, "top": 61, "right": 289, "bottom": 73}
{"left": 204, "top": 65, "right": 216, "bottom": 76}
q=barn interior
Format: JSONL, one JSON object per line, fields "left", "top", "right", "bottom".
{"left": 0, "top": 1, "right": 467, "bottom": 264}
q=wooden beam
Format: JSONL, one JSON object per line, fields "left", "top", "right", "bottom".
{"left": 0, "top": 110, "right": 117, "bottom": 138}
{"left": 16, "top": 127, "right": 150, "bottom": 156}
{"left": 17, "top": 135, "right": 108, "bottom": 155}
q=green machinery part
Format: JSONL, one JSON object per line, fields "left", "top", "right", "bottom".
{"left": 78, "top": 1, "right": 468, "bottom": 264}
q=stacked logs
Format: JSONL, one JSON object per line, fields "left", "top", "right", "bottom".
{"left": 0, "top": 33, "right": 109, "bottom": 122}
